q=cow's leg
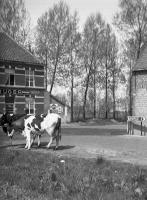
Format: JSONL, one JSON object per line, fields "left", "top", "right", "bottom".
{"left": 25, "top": 130, "right": 31, "bottom": 150}
{"left": 27, "top": 132, "right": 31, "bottom": 150}
{"left": 45, "top": 128, "right": 54, "bottom": 149}
{"left": 21, "top": 130, "right": 28, "bottom": 149}
{"left": 54, "top": 129, "right": 60, "bottom": 150}
{"left": 8, "top": 129, "right": 14, "bottom": 138}
{"left": 46, "top": 136, "right": 53, "bottom": 149}
{"left": 25, "top": 138, "right": 28, "bottom": 149}
{"left": 30, "top": 134, "right": 36, "bottom": 147}
{"left": 55, "top": 135, "right": 59, "bottom": 150}
{"left": 37, "top": 135, "right": 41, "bottom": 147}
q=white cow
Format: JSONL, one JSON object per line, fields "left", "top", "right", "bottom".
{"left": 24, "top": 113, "right": 61, "bottom": 150}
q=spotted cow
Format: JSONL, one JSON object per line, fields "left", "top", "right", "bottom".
{"left": 23, "top": 113, "right": 61, "bottom": 150}
{"left": 0, "top": 112, "right": 61, "bottom": 150}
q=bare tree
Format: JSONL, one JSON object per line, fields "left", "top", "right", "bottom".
{"left": 0, "top": 0, "right": 30, "bottom": 45}
{"left": 108, "top": 34, "right": 118, "bottom": 119}
{"left": 114, "top": 0, "right": 147, "bottom": 60}
{"left": 81, "top": 13, "right": 105, "bottom": 119}
{"left": 36, "top": 1, "right": 72, "bottom": 94}
{"left": 114, "top": 0, "right": 147, "bottom": 115}
{"left": 57, "top": 12, "right": 81, "bottom": 122}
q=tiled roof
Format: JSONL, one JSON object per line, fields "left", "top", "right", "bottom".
{"left": 51, "top": 94, "right": 70, "bottom": 108}
{"left": 0, "top": 32, "right": 42, "bottom": 65}
{"left": 133, "top": 43, "right": 147, "bottom": 71}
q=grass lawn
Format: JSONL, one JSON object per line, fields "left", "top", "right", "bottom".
{"left": 0, "top": 148, "right": 147, "bottom": 200}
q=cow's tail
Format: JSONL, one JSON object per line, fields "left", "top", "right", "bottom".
{"left": 58, "top": 117, "right": 61, "bottom": 140}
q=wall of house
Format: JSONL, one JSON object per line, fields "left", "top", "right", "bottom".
{"left": 132, "top": 71, "right": 147, "bottom": 118}
{"left": 0, "top": 62, "right": 45, "bottom": 114}
{"left": 44, "top": 91, "right": 50, "bottom": 113}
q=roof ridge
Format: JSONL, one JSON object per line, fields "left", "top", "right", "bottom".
{"left": 0, "top": 31, "right": 42, "bottom": 64}
{"left": 51, "top": 94, "right": 70, "bottom": 108}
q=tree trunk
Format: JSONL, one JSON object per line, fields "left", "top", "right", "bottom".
{"left": 93, "top": 62, "right": 96, "bottom": 118}
{"left": 45, "top": 49, "right": 48, "bottom": 90}
{"left": 50, "top": 37, "right": 60, "bottom": 94}
{"left": 129, "top": 60, "right": 132, "bottom": 116}
{"left": 112, "top": 68, "right": 116, "bottom": 119}
{"left": 105, "top": 61, "right": 108, "bottom": 119}
{"left": 83, "top": 67, "right": 91, "bottom": 120}
{"left": 71, "top": 63, "right": 74, "bottom": 122}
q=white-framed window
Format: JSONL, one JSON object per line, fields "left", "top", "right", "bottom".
{"left": 25, "top": 68, "right": 34, "bottom": 87}
{"left": 5, "top": 68, "right": 15, "bottom": 85}
{"left": 25, "top": 96, "right": 35, "bottom": 114}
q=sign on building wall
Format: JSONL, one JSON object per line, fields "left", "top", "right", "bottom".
{"left": 0, "top": 89, "right": 41, "bottom": 96}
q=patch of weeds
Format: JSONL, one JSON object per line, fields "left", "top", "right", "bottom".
{"left": 2, "top": 149, "right": 147, "bottom": 200}
{"left": 96, "top": 156, "right": 105, "bottom": 165}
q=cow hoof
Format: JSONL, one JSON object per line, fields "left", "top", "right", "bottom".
{"left": 54, "top": 147, "right": 58, "bottom": 151}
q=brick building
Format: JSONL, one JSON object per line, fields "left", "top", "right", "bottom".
{"left": 0, "top": 32, "right": 70, "bottom": 122}
{"left": 132, "top": 44, "right": 147, "bottom": 118}
{"left": 130, "top": 44, "right": 147, "bottom": 135}
{"left": 0, "top": 32, "right": 48, "bottom": 115}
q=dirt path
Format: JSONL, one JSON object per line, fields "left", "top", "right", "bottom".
{"left": 1, "top": 123, "right": 147, "bottom": 167}
{"left": 49, "top": 135, "right": 147, "bottom": 167}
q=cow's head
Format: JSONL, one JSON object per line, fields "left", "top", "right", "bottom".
{"left": 0, "top": 113, "right": 14, "bottom": 138}
{"left": 0, "top": 113, "right": 7, "bottom": 126}
{"left": 0, "top": 113, "right": 13, "bottom": 126}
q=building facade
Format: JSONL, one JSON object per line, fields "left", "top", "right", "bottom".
{"left": 129, "top": 43, "right": 147, "bottom": 135}
{"left": 0, "top": 32, "right": 47, "bottom": 115}
{"left": 132, "top": 44, "right": 147, "bottom": 118}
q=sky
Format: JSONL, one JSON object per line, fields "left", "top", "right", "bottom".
{"left": 24, "top": 0, "right": 119, "bottom": 30}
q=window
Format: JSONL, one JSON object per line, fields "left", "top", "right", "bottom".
{"left": 25, "top": 96, "right": 35, "bottom": 114}
{"left": 25, "top": 68, "right": 34, "bottom": 87}
{"left": 5, "top": 68, "right": 15, "bottom": 85}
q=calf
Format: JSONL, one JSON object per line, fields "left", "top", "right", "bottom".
{"left": 24, "top": 113, "right": 61, "bottom": 150}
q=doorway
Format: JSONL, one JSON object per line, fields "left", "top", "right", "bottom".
{"left": 5, "top": 94, "right": 14, "bottom": 113}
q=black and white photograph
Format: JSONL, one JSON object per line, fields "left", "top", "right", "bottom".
{"left": 1, "top": 0, "right": 147, "bottom": 199}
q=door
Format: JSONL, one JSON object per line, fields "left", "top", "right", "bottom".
{"left": 5, "top": 94, "right": 14, "bottom": 114}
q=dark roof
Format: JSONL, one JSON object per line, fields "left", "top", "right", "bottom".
{"left": 133, "top": 43, "right": 147, "bottom": 71}
{"left": 0, "top": 32, "right": 42, "bottom": 65}
{"left": 51, "top": 94, "right": 70, "bottom": 108}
